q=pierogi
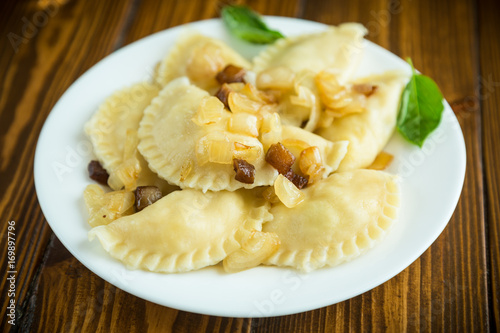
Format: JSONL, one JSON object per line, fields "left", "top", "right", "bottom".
{"left": 253, "top": 23, "right": 367, "bottom": 83}
{"left": 85, "top": 82, "right": 177, "bottom": 194}
{"left": 138, "top": 77, "right": 278, "bottom": 192}
{"left": 83, "top": 22, "right": 406, "bottom": 274}
{"left": 156, "top": 31, "right": 251, "bottom": 92}
{"left": 263, "top": 170, "right": 399, "bottom": 271}
{"left": 316, "top": 71, "right": 408, "bottom": 171}
{"left": 89, "top": 189, "right": 272, "bottom": 273}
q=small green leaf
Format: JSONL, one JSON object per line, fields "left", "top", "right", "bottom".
{"left": 221, "top": 5, "right": 284, "bottom": 44}
{"left": 397, "top": 58, "right": 444, "bottom": 147}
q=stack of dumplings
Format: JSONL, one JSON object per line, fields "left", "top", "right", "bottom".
{"left": 84, "top": 23, "right": 408, "bottom": 274}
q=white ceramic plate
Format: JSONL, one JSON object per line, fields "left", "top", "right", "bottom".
{"left": 34, "top": 17, "right": 466, "bottom": 317}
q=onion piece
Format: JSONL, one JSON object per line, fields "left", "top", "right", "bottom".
{"left": 108, "top": 129, "right": 141, "bottom": 191}
{"left": 223, "top": 230, "right": 281, "bottom": 273}
{"left": 240, "top": 83, "right": 278, "bottom": 104}
{"left": 315, "top": 71, "right": 367, "bottom": 118}
{"left": 192, "top": 96, "right": 224, "bottom": 126}
{"left": 196, "top": 131, "right": 233, "bottom": 165}
{"left": 367, "top": 151, "right": 394, "bottom": 170}
{"left": 84, "top": 184, "right": 135, "bottom": 227}
{"left": 260, "top": 112, "right": 282, "bottom": 150}
{"left": 228, "top": 112, "right": 259, "bottom": 137}
{"left": 208, "top": 139, "right": 233, "bottom": 164}
{"left": 299, "top": 146, "right": 324, "bottom": 183}
{"left": 226, "top": 82, "right": 246, "bottom": 92}
{"left": 290, "top": 85, "right": 314, "bottom": 108}
{"left": 281, "top": 139, "right": 310, "bottom": 158}
{"left": 273, "top": 174, "right": 305, "bottom": 208}
{"left": 186, "top": 42, "right": 225, "bottom": 83}
{"left": 290, "top": 84, "right": 320, "bottom": 131}
{"left": 317, "top": 110, "right": 336, "bottom": 128}
{"left": 228, "top": 91, "right": 263, "bottom": 114}
{"left": 315, "top": 71, "right": 345, "bottom": 108}
{"left": 233, "top": 142, "right": 262, "bottom": 162}
{"left": 256, "top": 66, "right": 296, "bottom": 90}
{"left": 262, "top": 186, "right": 280, "bottom": 204}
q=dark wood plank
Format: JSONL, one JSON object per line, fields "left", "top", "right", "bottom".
{"left": 479, "top": 0, "right": 500, "bottom": 329}
{"left": 123, "top": 0, "right": 303, "bottom": 46}
{"left": 0, "top": 0, "right": 137, "bottom": 331}
{"left": 30, "top": 237, "right": 148, "bottom": 332}
{"left": 30, "top": 238, "right": 252, "bottom": 332}
{"left": 123, "top": 0, "right": 220, "bottom": 45}
{"left": 303, "top": 0, "right": 475, "bottom": 102}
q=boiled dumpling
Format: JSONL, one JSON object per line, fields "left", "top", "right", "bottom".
{"left": 138, "top": 77, "right": 278, "bottom": 192}
{"left": 263, "top": 169, "right": 400, "bottom": 271}
{"left": 156, "top": 31, "right": 251, "bottom": 92}
{"left": 280, "top": 125, "right": 348, "bottom": 179}
{"left": 85, "top": 82, "right": 176, "bottom": 194}
{"left": 278, "top": 70, "right": 322, "bottom": 131}
{"left": 89, "top": 188, "right": 272, "bottom": 273}
{"left": 253, "top": 23, "right": 367, "bottom": 83}
{"left": 316, "top": 71, "right": 408, "bottom": 171}
{"left": 253, "top": 24, "right": 366, "bottom": 131}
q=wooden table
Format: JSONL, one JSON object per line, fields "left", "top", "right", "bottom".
{"left": 1, "top": 0, "right": 499, "bottom": 331}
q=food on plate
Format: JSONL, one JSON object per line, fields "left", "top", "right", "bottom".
{"left": 263, "top": 170, "right": 399, "bottom": 271}
{"left": 138, "top": 77, "right": 278, "bottom": 191}
{"left": 84, "top": 184, "right": 135, "bottom": 228}
{"left": 134, "top": 186, "right": 163, "bottom": 211}
{"left": 87, "top": 160, "right": 109, "bottom": 185}
{"left": 252, "top": 23, "right": 367, "bottom": 132}
{"left": 316, "top": 71, "right": 408, "bottom": 171}
{"left": 280, "top": 126, "right": 348, "bottom": 179}
{"left": 368, "top": 151, "right": 394, "bottom": 170}
{"left": 156, "top": 32, "right": 251, "bottom": 92}
{"left": 84, "top": 82, "right": 177, "bottom": 194}
{"left": 252, "top": 23, "right": 366, "bottom": 83}
{"left": 233, "top": 158, "right": 256, "bottom": 184}
{"left": 84, "top": 21, "right": 410, "bottom": 274}
{"left": 88, "top": 189, "right": 272, "bottom": 273}
{"left": 223, "top": 229, "right": 281, "bottom": 273}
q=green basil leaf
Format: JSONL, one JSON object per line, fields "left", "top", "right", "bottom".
{"left": 397, "top": 58, "right": 444, "bottom": 147}
{"left": 221, "top": 5, "right": 284, "bottom": 44}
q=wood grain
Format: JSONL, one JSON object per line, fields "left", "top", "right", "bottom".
{"left": 0, "top": 0, "right": 497, "bottom": 331}
{"left": 479, "top": 0, "right": 500, "bottom": 329}
{"left": 0, "top": 0, "right": 137, "bottom": 330}
{"left": 123, "top": 0, "right": 220, "bottom": 45}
